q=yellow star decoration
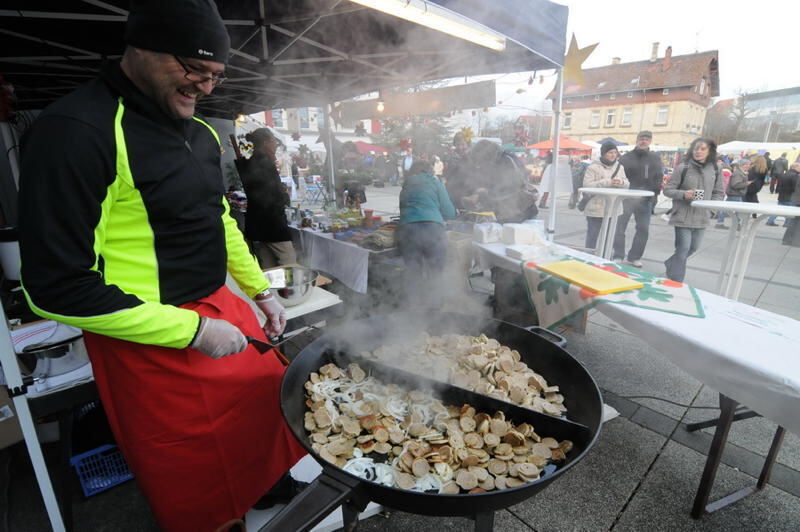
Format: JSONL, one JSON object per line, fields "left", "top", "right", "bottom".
{"left": 563, "top": 34, "right": 598, "bottom": 87}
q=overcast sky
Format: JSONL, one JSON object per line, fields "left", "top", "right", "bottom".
{"left": 555, "top": 0, "right": 797, "bottom": 98}
{"left": 485, "top": 0, "right": 798, "bottom": 115}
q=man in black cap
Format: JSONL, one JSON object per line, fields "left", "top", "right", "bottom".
{"left": 612, "top": 130, "right": 663, "bottom": 267}
{"left": 18, "top": 2, "right": 304, "bottom": 530}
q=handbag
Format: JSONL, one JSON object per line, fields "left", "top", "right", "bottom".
{"left": 578, "top": 163, "right": 621, "bottom": 211}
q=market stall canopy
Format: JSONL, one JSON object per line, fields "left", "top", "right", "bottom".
{"left": 717, "top": 141, "right": 800, "bottom": 162}
{"left": 352, "top": 140, "right": 388, "bottom": 154}
{"left": 1, "top": 0, "right": 568, "bottom": 119}
{"left": 527, "top": 135, "right": 593, "bottom": 153}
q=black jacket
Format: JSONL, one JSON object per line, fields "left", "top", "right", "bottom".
{"left": 771, "top": 157, "right": 788, "bottom": 178}
{"left": 745, "top": 167, "right": 767, "bottom": 200}
{"left": 779, "top": 169, "right": 799, "bottom": 203}
{"left": 620, "top": 148, "right": 663, "bottom": 194}
{"left": 241, "top": 152, "right": 291, "bottom": 242}
{"left": 18, "top": 61, "right": 265, "bottom": 347}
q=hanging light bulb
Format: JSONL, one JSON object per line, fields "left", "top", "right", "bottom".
{"left": 377, "top": 99, "right": 385, "bottom": 112}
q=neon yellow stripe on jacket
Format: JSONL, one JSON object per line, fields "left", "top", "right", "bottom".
{"left": 24, "top": 99, "right": 200, "bottom": 348}
{"left": 192, "top": 116, "right": 270, "bottom": 297}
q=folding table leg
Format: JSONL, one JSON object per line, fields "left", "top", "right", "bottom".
{"left": 756, "top": 426, "right": 785, "bottom": 489}
{"left": 691, "top": 395, "right": 786, "bottom": 518}
{"left": 691, "top": 393, "right": 737, "bottom": 518}
{"left": 473, "top": 511, "right": 495, "bottom": 532}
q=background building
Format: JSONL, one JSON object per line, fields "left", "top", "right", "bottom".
{"left": 549, "top": 44, "right": 719, "bottom": 147}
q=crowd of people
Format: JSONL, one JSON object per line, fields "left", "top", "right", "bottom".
{"left": 568, "top": 131, "right": 800, "bottom": 282}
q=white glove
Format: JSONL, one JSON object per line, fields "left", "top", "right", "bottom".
{"left": 254, "top": 291, "right": 287, "bottom": 338}
{"left": 190, "top": 317, "right": 248, "bottom": 359}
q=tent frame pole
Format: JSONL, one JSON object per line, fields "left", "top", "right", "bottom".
{"left": 547, "top": 68, "right": 564, "bottom": 241}
{"left": 324, "top": 102, "right": 337, "bottom": 205}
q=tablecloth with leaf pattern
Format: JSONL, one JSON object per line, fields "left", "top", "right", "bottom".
{"left": 521, "top": 257, "right": 705, "bottom": 329}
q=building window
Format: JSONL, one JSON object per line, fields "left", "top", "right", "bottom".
{"left": 590, "top": 110, "right": 601, "bottom": 128}
{"left": 655, "top": 105, "right": 669, "bottom": 125}
{"left": 621, "top": 108, "right": 632, "bottom": 126}
{"left": 272, "top": 109, "right": 284, "bottom": 128}
{"left": 594, "top": 95, "right": 600, "bottom": 101}
{"left": 627, "top": 92, "right": 633, "bottom": 98}
{"left": 662, "top": 88, "right": 670, "bottom": 95}
{"left": 700, "top": 79, "right": 706, "bottom": 94}
{"left": 299, "top": 107, "right": 310, "bottom": 129}
{"left": 610, "top": 94, "right": 616, "bottom": 100}
{"left": 563, "top": 112, "right": 572, "bottom": 129}
{"left": 605, "top": 109, "right": 616, "bottom": 127}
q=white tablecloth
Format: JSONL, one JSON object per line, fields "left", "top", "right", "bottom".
{"left": 474, "top": 242, "right": 800, "bottom": 436}
{"left": 290, "top": 227, "right": 370, "bottom": 293}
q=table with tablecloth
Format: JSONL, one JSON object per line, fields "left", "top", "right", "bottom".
{"left": 475, "top": 239, "right": 800, "bottom": 515}
{"left": 289, "top": 226, "right": 400, "bottom": 294}
{"left": 474, "top": 241, "right": 800, "bottom": 436}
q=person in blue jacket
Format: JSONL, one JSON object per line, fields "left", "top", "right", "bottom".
{"left": 397, "top": 160, "right": 457, "bottom": 305}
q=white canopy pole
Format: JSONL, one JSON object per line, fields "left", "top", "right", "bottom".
{"left": 546, "top": 68, "right": 564, "bottom": 241}
{"left": 324, "top": 103, "right": 337, "bottom": 205}
{"left": 0, "top": 304, "right": 66, "bottom": 532}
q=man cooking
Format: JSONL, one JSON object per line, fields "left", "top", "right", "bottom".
{"left": 17, "top": 1, "right": 305, "bottom": 530}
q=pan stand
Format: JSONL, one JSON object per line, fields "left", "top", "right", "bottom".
{"left": 340, "top": 495, "right": 370, "bottom": 532}
{"left": 689, "top": 393, "right": 785, "bottom": 518}
{"left": 472, "top": 511, "right": 495, "bottom": 531}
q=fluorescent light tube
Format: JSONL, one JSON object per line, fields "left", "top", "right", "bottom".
{"left": 349, "top": 0, "right": 507, "bottom": 52}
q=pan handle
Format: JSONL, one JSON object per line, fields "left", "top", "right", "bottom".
{"left": 257, "top": 470, "right": 361, "bottom": 532}
{"left": 524, "top": 326, "right": 567, "bottom": 348}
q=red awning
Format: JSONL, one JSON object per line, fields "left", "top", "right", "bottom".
{"left": 526, "top": 135, "right": 594, "bottom": 151}
{"left": 353, "top": 141, "right": 389, "bottom": 154}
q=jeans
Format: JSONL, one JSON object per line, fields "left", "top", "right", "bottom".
{"left": 716, "top": 196, "right": 743, "bottom": 223}
{"left": 767, "top": 201, "right": 794, "bottom": 225}
{"left": 585, "top": 216, "right": 603, "bottom": 251}
{"left": 613, "top": 197, "right": 653, "bottom": 260}
{"left": 397, "top": 222, "right": 448, "bottom": 306}
{"left": 665, "top": 227, "right": 705, "bottom": 282}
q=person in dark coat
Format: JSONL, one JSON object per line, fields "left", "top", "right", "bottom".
{"left": 782, "top": 163, "right": 800, "bottom": 246}
{"left": 241, "top": 128, "right": 296, "bottom": 267}
{"left": 613, "top": 130, "right": 663, "bottom": 267}
{"left": 768, "top": 162, "right": 799, "bottom": 226}
{"left": 744, "top": 155, "right": 769, "bottom": 204}
{"left": 465, "top": 140, "right": 538, "bottom": 222}
{"left": 769, "top": 152, "right": 788, "bottom": 194}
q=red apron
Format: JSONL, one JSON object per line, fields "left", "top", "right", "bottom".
{"left": 83, "top": 285, "right": 306, "bottom": 531}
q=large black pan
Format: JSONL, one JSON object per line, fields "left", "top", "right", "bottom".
{"left": 260, "top": 312, "right": 603, "bottom": 532}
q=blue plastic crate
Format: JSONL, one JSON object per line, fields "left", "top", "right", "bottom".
{"left": 70, "top": 444, "right": 134, "bottom": 497}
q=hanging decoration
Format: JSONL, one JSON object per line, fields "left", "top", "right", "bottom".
{"left": 563, "top": 34, "right": 598, "bottom": 86}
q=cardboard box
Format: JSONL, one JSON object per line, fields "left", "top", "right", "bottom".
{"left": 0, "top": 386, "right": 24, "bottom": 451}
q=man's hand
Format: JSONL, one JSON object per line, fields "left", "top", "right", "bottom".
{"left": 255, "top": 292, "right": 287, "bottom": 338}
{"left": 190, "top": 317, "right": 247, "bottom": 359}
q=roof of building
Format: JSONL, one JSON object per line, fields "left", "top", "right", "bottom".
{"left": 553, "top": 50, "right": 719, "bottom": 99}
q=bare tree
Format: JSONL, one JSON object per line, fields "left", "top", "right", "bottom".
{"left": 731, "top": 89, "right": 756, "bottom": 138}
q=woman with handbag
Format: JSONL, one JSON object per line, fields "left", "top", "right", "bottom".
{"left": 662, "top": 137, "right": 725, "bottom": 282}
{"left": 581, "top": 141, "right": 629, "bottom": 250}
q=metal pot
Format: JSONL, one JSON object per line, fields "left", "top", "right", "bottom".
{"left": 260, "top": 312, "right": 603, "bottom": 532}
{"left": 17, "top": 335, "right": 85, "bottom": 377}
{"left": 268, "top": 266, "right": 319, "bottom": 307}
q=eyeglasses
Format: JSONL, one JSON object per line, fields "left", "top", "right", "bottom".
{"left": 173, "top": 55, "right": 227, "bottom": 87}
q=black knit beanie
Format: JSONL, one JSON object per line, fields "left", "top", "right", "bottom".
{"left": 601, "top": 141, "right": 618, "bottom": 157}
{"left": 125, "top": 0, "right": 230, "bottom": 63}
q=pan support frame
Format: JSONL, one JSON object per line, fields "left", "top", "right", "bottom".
{"left": 689, "top": 393, "right": 785, "bottom": 518}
